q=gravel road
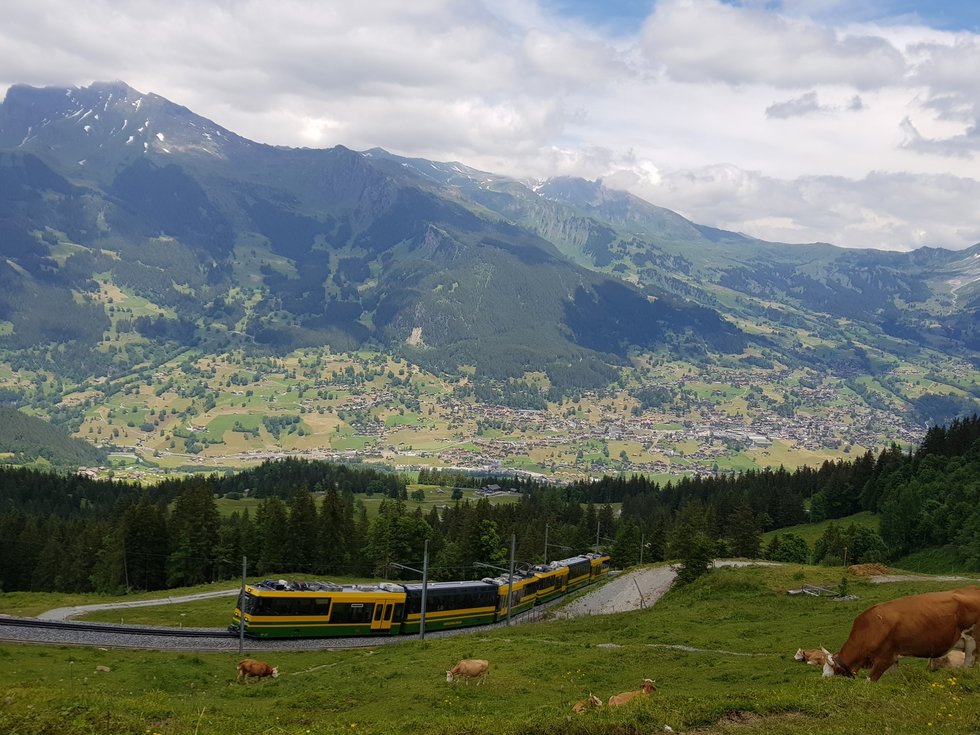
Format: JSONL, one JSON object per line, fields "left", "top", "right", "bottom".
{"left": 38, "top": 589, "right": 239, "bottom": 621}
{"left": 554, "top": 560, "right": 777, "bottom": 619}
{"left": 553, "top": 567, "right": 676, "bottom": 619}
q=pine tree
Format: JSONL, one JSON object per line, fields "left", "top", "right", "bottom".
{"left": 167, "top": 481, "right": 220, "bottom": 586}
{"left": 287, "top": 489, "right": 319, "bottom": 573}
{"left": 668, "top": 501, "right": 715, "bottom": 585}
{"left": 255, "top": 497, "right": 289, "bottom": 575}
{"left": 726, "top": 502, "right": 761, "bottom": 558}
{"left": 124, "top": 496, "right": 169, "bottom": 590}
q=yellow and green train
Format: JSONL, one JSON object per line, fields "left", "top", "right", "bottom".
{"left": 231, "top": 552, "right": 611, "bottom": 638}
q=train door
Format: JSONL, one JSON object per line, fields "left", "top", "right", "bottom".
{"left": 370, "top": 600, "right": 396, "bottom": 633}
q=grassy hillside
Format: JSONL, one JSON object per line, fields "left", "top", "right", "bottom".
{"left": 761, "top": 511, "right": 881, "bottom": 549}
{"left": 0, "top": 407, "right": 104, "bottom": 467}
{"left": 3, "top": 565, "right": 980, "bottom": 734}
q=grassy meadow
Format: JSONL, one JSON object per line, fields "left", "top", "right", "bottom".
{"left": 761, "top": 511, "right": 881, "bottom": 549}
{"left": 2, "top": 564, "right": 980, "bottom": 734}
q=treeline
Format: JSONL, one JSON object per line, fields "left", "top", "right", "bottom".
{"left": 0, "top": 416, "right": 978, "bottom": 594}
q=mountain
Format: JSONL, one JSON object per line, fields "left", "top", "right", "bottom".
{"left": 0, "top": 81, "right": 977, "bottom": 474}
{"left": 0, "top": 81, "right": 746, "bottom": 387}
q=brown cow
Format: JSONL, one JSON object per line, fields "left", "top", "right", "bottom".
{"left": 572, "top": 693, "right": 603, "bottom": 713}
{"left": 823, "top": 587, "right": 980, "bottom": 682}
{"left": 794, "top": 648, "right": 828, "bottom": 666}
{"left": 608, "top": 678, "right": 656, "bottom": 707}
{"left": 446, "top": 659, "right": 489, "bottom": 684}
{"left": 237, "top": 658, "right": 279, "bottom": 682}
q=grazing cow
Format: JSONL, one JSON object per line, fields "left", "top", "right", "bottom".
{"left": 607, "top": 678, "right": 656, "bottom": 707}
{"left": 823, "top": 587, "right": 980, "bottom": 682}
{"left": 572, "top": 693, "right": 603, "bottom": 713}
{"left": 446, "top": 659, "right": 489, "bottom": 684}
{"left": 928, "top": 649, "right": 968, "bottom": 671}
{"left": 237, "top": 658, "right": 279, "bottom": 682}
{"left": 794, "top": 648, "right": 828, "bottom": 666}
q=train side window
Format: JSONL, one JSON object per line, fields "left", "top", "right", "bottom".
{"left": 330, "top": 602, "right": 372, "bottom": 624}
{"left": 314, "top": 598, "right": 331, "bottom": 616}
{"left": 374, "top": 604, "right": 383, "bottom": 621}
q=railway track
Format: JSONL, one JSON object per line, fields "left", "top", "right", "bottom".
{"left": 0, "top": 615, "right": 387, "bottom": 651}
{"left": 0, "top": 610, "right": 551, "bottom": 651}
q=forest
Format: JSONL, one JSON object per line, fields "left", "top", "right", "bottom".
{"left": 0, "top": 415, "right": 977, "bottom": 594}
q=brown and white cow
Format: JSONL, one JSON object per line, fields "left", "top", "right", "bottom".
{"left": 446, "top": 658, "right": 489, "bottom": 684}
{"left": 823, "top": 587, "right": 980, "bottom": 682}
{"left": 237, "top": 658, "right": 279, "bottom": 682}
{"left": 607, "top": 678, "right": 656, "bottom": 707}
{"left": 794, "top": 648, "right": 828, "bottom": 666}
{"left": 572, "top": 693, "right": 603, "bottom": 713}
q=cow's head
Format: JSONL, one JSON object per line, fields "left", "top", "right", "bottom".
{"left": 794, "top": 648, "right": 806, "bottom": 662}
{"left": 446, "top": 670, "right": 454, "bottom": 683}
{"left": 271, "top": 667, "right": 279, "bottom": 678}
{"left": 821, "top": 648, "right": 852, "bottom": 678}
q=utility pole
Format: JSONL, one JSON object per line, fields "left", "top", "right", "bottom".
{"left": 474, "top": 534, "right": 517, "bottom": 627}
{"left": 389, "top": 541, "right": 430, "bottom": 640}
{"left": 239, "top": 555, "right": 246, "bottom": 656}
{"left": 507, "top": 533, "right": 515, "bottom": 627}
{"left": 543, "top": 523, "right": 549, "bottom": 564}
{"left": 420, "top": 539, "right": 429, "bottom": 641}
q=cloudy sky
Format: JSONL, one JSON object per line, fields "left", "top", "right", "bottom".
{"left": 2, "top": 0, "right": 980, "bottom": 251}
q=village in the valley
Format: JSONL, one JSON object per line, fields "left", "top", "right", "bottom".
{"left": 76, "top": 351, "right": 933, "bottom": 484}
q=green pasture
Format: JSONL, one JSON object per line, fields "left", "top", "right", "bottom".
{"left": 213, "top": 496, "right": 263, "bottom": 518}
{"left": 384, "top": 411, "right": 424, "bottom": 427}
{"left": 3, "top": 565, "right": 980, "bottom": 734}
{"left": 211, "top": 486, "right": 514, "bottom": 521}
{"left": 761, "top": 511, "right": 881, "bottom": 549}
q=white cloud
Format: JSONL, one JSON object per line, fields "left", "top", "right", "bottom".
{"left": 766, "top": 91, "right": 823, "bottom": 118}
{"left": 639, "top": 0, "right": 907, "bottom": 89}
{"left": 765, "top": 90, "right": 865, "bottom": 118}
{"left": 632, "top": 165, "right": 980, "bottom": 250}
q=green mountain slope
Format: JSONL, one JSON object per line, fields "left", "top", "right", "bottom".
{"left": 0, "top": 407, "right": 105, "bottom": 466}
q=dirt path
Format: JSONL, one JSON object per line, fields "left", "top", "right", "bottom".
{"left": 37, "top": 588, "right": 239, "bottom": 621}
{"left": 554, "top": 560, "right": 776, "bottom": 619}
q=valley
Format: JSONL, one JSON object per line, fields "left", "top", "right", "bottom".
{"left": 59, "top": 335, "right": 955, "bottom": 483}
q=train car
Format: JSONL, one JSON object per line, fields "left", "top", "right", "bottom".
{"left": 528, "top": 561, "right": 570, "bottom": 604}
{"left": 589, "top": 552, "right": 611, "bottom": 581}
{"left": 233, "top": 579, "right": 406, "bottom": 638}
{"left": 554, "top": 554, "right": 597, "bottom": 593}
{"left": 400, "top": 580, "right": 498, "bottom": 634}
{"left": 483, "top": 570, "right": 537, "bottom": 620}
